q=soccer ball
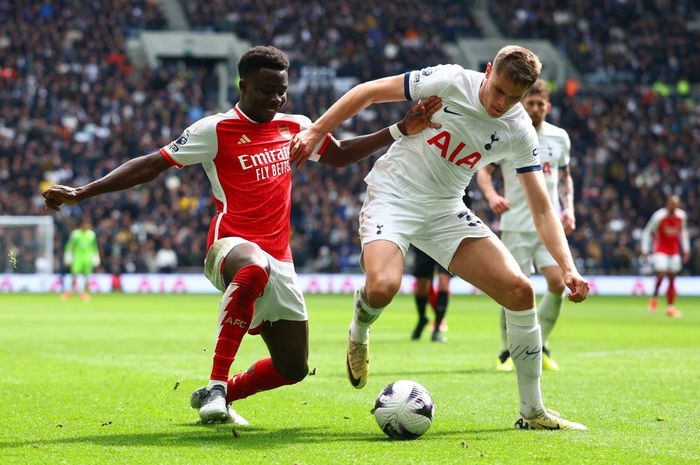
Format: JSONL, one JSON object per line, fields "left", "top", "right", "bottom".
{"left": 372, "top": 380, "right": 435, "bottom": 439}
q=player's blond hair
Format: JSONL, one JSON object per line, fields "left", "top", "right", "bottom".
{"left": 527, "top": 79, "right": 550, "bottom": 100}
{"left": 492, "top": 45, "right": 542, "bottom": 89}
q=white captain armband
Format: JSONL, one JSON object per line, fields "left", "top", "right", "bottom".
{"left": 388, "top": 123, "right": 404, "bottom": 141}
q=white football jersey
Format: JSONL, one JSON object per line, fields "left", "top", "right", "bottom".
{"left": 365, "top": 65, "right": 540, "bottom": 200}
{"left": 500, "top": 121, "right": 571, "bottom": 232}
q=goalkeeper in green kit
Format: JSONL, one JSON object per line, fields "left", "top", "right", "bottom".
{"left": 62, "top": 218, "right": 100, "bottom": 301}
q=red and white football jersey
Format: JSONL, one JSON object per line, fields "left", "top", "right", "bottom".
{"left": 160, "top": 104, "right": 331, "bottom": 262}
{"left": 641, "top": 208, "right": 690, "bottom": 255}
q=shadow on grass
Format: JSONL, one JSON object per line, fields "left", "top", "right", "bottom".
{"left": 0, "top": 424, "right": 513, "bottom": 449}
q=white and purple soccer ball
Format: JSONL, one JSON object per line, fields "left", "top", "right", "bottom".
{"left": 372, "top": 380, "right": 435, "bottom": 439}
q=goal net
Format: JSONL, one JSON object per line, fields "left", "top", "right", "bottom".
{"left": 0, "top": 216, "right": 55, "bottom": 273}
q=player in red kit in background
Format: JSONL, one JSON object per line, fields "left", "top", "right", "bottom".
{"left": 43, "top": 45, "right": 442, "bottom": 425}
{"left": 641, "top": 195, "right": 690, "bottom": 318}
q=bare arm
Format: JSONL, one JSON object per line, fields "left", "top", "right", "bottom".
{"left": 519, "top": 170, "right": 588, "bottom": 302}
{"left": 321, "top": 96, "right": 442, "bottom": 167}
{"left": 559, "top": 166, "right": 575, "bottom": 234}
{"left": 291, "top": 74, "right": 407, "bottom": 166}
{"left": 43, "top": 152, "right": 172, "bottom": 210}
{"left": 475, "top": 164, "right": 510, "bottom": 214}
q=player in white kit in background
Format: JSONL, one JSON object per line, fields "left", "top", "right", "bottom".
{"left": 476, "top": 80, "right": 575, "bottom": 372}
{"left": 291, "top": 45, "right": 590, "bottom": 430}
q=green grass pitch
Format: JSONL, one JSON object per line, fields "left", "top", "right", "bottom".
{"left": 0, "top": 293, "right": 698, "bottom": 464}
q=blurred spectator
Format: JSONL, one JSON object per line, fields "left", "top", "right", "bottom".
{"left": 1, "top": 1, "right": 698, "bottom": 275}
{"left": 489, "top": 0, "right": 700, "bottom": 84}
{"left": 155, "top": 238, "right": 178, "bottom": 273}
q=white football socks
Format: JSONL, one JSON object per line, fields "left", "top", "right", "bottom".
{"left": 207, "top": 380, "right": 227, "bottom": 391}
{"left": 505, "top": 308, "right": 545, "bottom": 418}
{"left": 538, "top": 291, "right": 563, "bottom": 345}
{"left": 349, "top": 286, "right": 384, "bottom": 343}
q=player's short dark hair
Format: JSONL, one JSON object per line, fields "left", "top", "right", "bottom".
{"left": 238, "top": 46, "right": 289, "bottom": 78}
{"left": 527, "top": 79, "right": 550, "bottom": 100}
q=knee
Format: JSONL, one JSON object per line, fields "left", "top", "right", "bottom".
{"left": 222, "top": 244, "right": 270, "bottom": 285}
{"left": 274, "top": 358, "right": 309, "bottom": 383}
{"left": 547, "top": 279, "right": 565, "bottom": 294}
{"left": 503, "top": 276, "right": 535, "bottom": 310}
{"left": 365, "top": 274, "right": 400, "bottom": 308}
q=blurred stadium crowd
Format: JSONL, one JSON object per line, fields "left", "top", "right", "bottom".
{"left": 1, "top": 0, "right": 698, "bottom": 275}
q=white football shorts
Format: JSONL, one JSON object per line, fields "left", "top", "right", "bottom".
{"left": 204, "top": 237, "right": 307, "bottom": 333}
{"left": 500, "top": 231, "right": 558, "bottom": 276}
{"left": 652, "top": 253, "right": 682, "bottom": 273}
{"left": 358, "top": 187, "right": 495, "bottom": 271}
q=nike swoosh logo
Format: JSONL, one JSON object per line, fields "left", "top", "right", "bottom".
{"left": 346, "top": 355, "right": 364, "bottom": 388}
{"left": 443, "top": 106, "right": 462, "bottom": 116}
{"left": 525, "top": 349, "right": 541, "bottom": 356}
{"left": 535, "top": 421, "right": 561, "bottom": 430}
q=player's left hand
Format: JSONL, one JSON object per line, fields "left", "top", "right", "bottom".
{"left": 561, "top": 209, "right": 576, "bottom": 235}
{"left": 43, "top": 185, "right": 80, "bottom": 211}
{"left": 682, "top": 251, "right": 690, "bottom": 264}
{"left": 397, "top": 96, "right": 443, "bottom": 135}
{"left": 564, "top": 270, "right": 589, "bottom": 303}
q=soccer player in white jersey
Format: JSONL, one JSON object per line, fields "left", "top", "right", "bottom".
{"left": 476, "top": 80, "right": 574, "bottom": 372}
{"left": 43, "top": 46, "right": 442, "bottom": 426}
{"left": 291, "top": 45, "right": 590, "bottom": 430}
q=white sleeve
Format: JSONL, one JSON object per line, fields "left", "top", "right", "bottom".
{"left": 404, "top": 64, "right": 463, "bottom": 101}
{"left": 560, "top": 130, "right": 571, "bottom": 167}
{"left": 160, "top": 116, "right": 219, "bottom": 168}
{"left": 641, "top": 210, "right": 663, "bottom": 254}
{"left": 513, "top": 124, "right": 541, "bottom": 173}
{"left": 680, "top": 211, "right": 690, "bottom": 252}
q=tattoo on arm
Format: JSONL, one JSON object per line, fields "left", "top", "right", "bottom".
{"left": 559, "top": 168, "right": 574, "bottom": 211}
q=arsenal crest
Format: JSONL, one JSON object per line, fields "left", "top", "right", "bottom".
{"left": 278, "top": 124, "right": 292, "bottom": 140}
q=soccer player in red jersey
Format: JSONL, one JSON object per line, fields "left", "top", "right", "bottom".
{"left": 641, "top": 195, "right": 690, "bottom": 318}
{"left": 411, "top": 247, "right": 452, "bottom": 343}
{"left": 43, "top": 45, "right": 442, "bottom": 424}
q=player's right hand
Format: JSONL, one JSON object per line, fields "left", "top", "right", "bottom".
{"left": 43, "top": 185, "right": 79, "bottom": 211}
{"left": 564, "top": 270, "right": 589, "bottom": 303}
{"left": 488, "top": 195, "right": 510, "bottom": 214}
{"left": 290, "top": 128, "right": 324, "bottom": 168}
{"left": 561, "top": 209, "right": 576, "bottom": 235}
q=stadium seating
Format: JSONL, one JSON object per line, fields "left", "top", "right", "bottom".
{"left": 489, "top": 0, "right": 700, "bottom": 84}
{"left": 1, "top": 1, "right": 698, "bottom": 275}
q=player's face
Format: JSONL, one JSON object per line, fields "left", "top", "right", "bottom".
{"left": 523, "top": 94, "right": 548, "bottom": 127}
{"left": 667, "top": 196, "right": 680, "bottom": 212}
{"left": 480, "top": 63, "right": 529, "bottom": 118}
{"left": 239, "top": 68, "right": 288, "bottom": 123}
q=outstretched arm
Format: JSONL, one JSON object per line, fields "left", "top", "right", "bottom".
{"left": 519, "top": 170, "right": 589, "bottom": 302}
{"left": 43, "top": 152, "right": 172, "bottom": 210}
{"left": 320, "top": 96, "right": 442, "bottom": 167}
{"left": 476, "top": 164, "right": 510, "bottom": 214}
{"left": 291, "top": 74, "right": 407, "bottom": 166}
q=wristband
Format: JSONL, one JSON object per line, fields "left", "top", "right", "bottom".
{"left": 388, "top": 123, "right": 403, "bottom": 141}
